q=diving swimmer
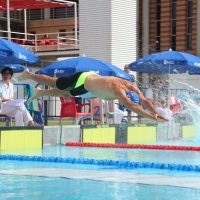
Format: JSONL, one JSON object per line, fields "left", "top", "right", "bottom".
{"left": 18, "top": 69, "right": 169, "bottom": 121}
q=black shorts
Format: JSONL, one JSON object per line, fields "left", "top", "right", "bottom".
{"left": 56, "top": 72, "right": 88, "bottom": 96}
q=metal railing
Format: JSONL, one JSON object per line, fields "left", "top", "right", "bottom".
{"left": 0, "top": 30, "right": 79, "bottom": 53}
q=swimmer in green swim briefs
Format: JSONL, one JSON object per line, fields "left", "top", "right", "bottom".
{"left": 18, "top": 70, "right": 169, "bottom": 121}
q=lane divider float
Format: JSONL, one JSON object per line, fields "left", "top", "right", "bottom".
{"left": 0, "top": 154, "right": 199, "bottom": 173}
{"left": 65, "top": 142, "right": 200, "bottom": 151}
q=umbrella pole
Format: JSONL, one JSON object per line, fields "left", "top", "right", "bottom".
{"left": 168, "top": 65, "right": 171, "bottom": 109}
{"left": 24, "top": 9, "right": 27, "bottom": 40}
{"left": 74, "top": 2, "right": 77, "bottom": 46}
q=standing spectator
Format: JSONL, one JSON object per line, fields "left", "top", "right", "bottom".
{"left": 124, "top": 64, "right": 136, "bottom": 86}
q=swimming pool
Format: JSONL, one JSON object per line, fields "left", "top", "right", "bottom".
{"left": 1, "top": 146, "right": 200, "bottom": 200}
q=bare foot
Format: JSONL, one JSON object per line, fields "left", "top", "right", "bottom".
{"left": 18, "top": 69, "right": 30, "bottom": 81}
{"left": 27, "top": 87, "right": 42, "bottom": 104}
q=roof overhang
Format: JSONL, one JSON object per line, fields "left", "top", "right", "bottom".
{"left": 0, "top": 0, "right": 74, "bottom": 12}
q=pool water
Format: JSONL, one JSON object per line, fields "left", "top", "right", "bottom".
{"left": 1, "top": 146, "right": 200, "bottom": 200}
{"left": 1, "top": 173, "right": 200, "bottom": 200}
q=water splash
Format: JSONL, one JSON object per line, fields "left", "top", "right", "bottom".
{"left": 151, "top": 78, "right": 200, "bottom": 145}
{"left": 173, "top": 80, "right": 200, "bottom": 144}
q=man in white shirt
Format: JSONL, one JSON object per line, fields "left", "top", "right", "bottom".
{"left": 0, "top": 67, "right": 37, "bottom": 126}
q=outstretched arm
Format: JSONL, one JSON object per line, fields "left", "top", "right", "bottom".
{"left": 114, "top": 89, "right": 167, "bottom": 121}
{"left": 124, "top": 83, "right": 169, "bottom": 121}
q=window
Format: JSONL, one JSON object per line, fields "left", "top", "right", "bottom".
{"left": 187, "top": 35, "right": 192, "bottom": 50}
{"left": 156, "top": 21, "right": 160, "bottom": 36}
{"left": 171, "top": 0, "right": 176, "bottom": 50}
{"left": 187, "top": 0, "right": 193, "bottom": 50}
{"left": 26, "top": 0, "right": 79, "bottom": 21}
{"left": 50, "top": 8, "right": 67, "bottom": 19}
{"left": 156, "top": 0, "right": 161, "bottom": 52}
{"left": 171, "top": 36, "right": 176, "bottom": 51}
{"left": 50, "top": 7, "right": 76, "bottom": 19}
{"left": 66, "top": 7, "right": 75, "bottom": 18}
{"left": 27, "top": 9, "right": 44, "bottom": 21}
{"left": 156, "top": 4, "right": 161, "bottom": 20}
{"left": 156, "top": 37, "right": 160, "bottom": 52}
{"left": 188, "top": 18, "right": 192, "bottom": 33}
{"left": 188, "top": 1, "right": 193, "bottom": 17}
{"left": 172, "top": 20, "right": 176, "bottom": 35}
{"left": 172, "top": 3, "right": 176, "bottom": 19}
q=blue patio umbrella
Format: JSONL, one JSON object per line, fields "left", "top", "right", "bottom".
{"left": 0, "top": 38, "right": 40, "bottom": 65}
{"left": 35, "top": 57, "right": 133, "bottom": 81}
{"left": 129, "top": 49, "right": 200, "bottom": 75}
{"left": 0, "top": 64, "right": 32, "bottom": 73}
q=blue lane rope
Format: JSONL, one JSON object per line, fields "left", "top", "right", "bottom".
{"left": 0, "top": 154, "right": 199, "bottom": 172}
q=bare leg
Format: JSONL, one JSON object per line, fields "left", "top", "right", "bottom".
{"left": 27, "top": 87, "right": 72, "bottom": 104}
{"left": 18, "top": 69, "right": 58, "bottom": 88}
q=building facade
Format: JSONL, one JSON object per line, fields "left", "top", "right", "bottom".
{"left": 139, "top": 0, "right": 197, "bottom": 57}
{"left": 139, "top": 0, "right": 200, "bottom": 89}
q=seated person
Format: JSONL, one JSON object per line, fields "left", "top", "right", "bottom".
{"left": 145, "top": 76, "right": 173, "bottom": 122}
{"left": 41, "top": 34, "right": 50, "bottom": 45}
{"left": 0, "top": 67, "right": 39, "bottom": 126}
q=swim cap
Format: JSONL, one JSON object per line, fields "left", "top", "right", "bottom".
{"left": 126, "top": 90, "right": 139, "bottom": 104}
